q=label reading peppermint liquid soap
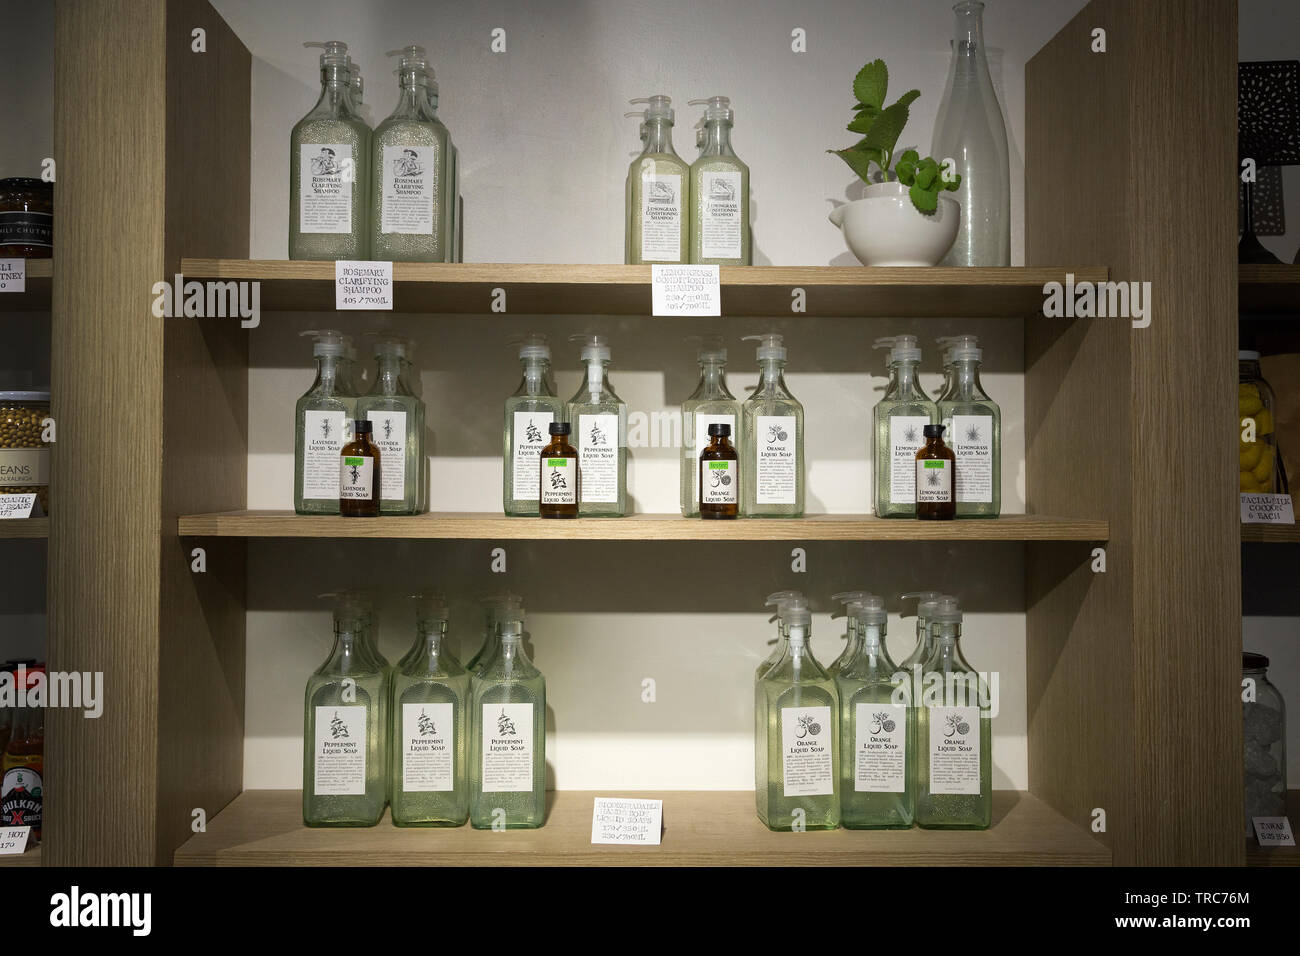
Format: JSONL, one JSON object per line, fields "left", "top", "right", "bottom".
{"left": 541, "top": 457, "right": 576, "bottom": 505}
{"left": 302, "top": 410, "right": 345, "bottom": 500}
{"left": 481, "top": 703, "right": 534, "bottom": 793}
{"left": 889, "top": 416, "right": 930, "bottom": 504}
{"left": 366, "top": 410, "right": 407, "bottom": 501}
{"left": 300, "top": 143, "right": 353, "bottom": 233}
{"left": 781, "top": 706, "right": 834, "bottom": 797}
{"left": 755, "top": 415, "right": 796, "bottom": 505}
{"left": 640, "top": 171, "right": 682, "bottom": 261}
{"left": 314, "top": 705, "right": 367, "bottom": 796}
{"left": 928, "top": 705, "right": 981, "bottom": 795}
{"left": 402, "top": 702, "right": 454, "bottom": 792}
{"left": 855, "top": 703, "right": 906, "bottom": 792}
{"left": 512, "top": 411, "right": 554, "bottom": 501}
{"left": 951, "top": 415, "right": 993, "bottom": 504}
{"left": 578, "top": 413, "right": 619, "bottom": 503}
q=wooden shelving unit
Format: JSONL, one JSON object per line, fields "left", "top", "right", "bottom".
{"left": 0, "top": 846, "right": 42, "bottom": 867}
{"left": 175, "top": 790, "right": 1109, "bottom": 867}
{"left": 1239, "top": 264, "right": 1300, "bottom": 314}
{"left": 0, "top": 259, "right": 52, "bottom": 312}
{"left": 1242, "top": 523, "right": 1300, "bottom": 543}
{"left": 0, "top": 518, "right": 49, "bottom": 539}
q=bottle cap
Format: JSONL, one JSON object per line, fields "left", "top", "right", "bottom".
{"left": 743, "top": 333, "right": 786, "bottom": 363}
{"left": 301, "top": 328, "right": 347, "bottom": 358}
{"left": 707, "top": 422, "right": 731, "bottom": 437}
{"left": 930, "top": 595, "right": 962, "bottom": 625}
{"left": 409, "top": 591, "right": 448, "bottom": 620}
{"left": 513, "top": 332, "right": 551, "bottom": 363}
{"left": 1243, "top": 651, "right": 1270, "bottom": 669}
{"left": 687, "top": 333, "right": 727, "bottom": 364}
{"left": 938, "top": 334, "right": 981, "bottom": 363}
{"left": 831, "top": 591, "right": 871, "bottom": 616}
{"left": 369, "top": 333, "right": 410, "bottom": 359}
{"left": 901, "top": 590, "right": 944, "bottom": 620}
{"left": 570, "top": 333, "right": 612, "bottom": 363}
{"left": 873, "top": 334, "right": 922, "bottom": 365}
{"left": 386, "top": 45, "right": 430, "bottom": 76}
{"left": 549, "top": 421, "right": 571, "bottom": 435}
{"left": 304, "top": 41, "right": 350, "bottom": 70}
{"left": 688, "top": 95, "right": 734, "bottom": 123}
{"left": 627, "top": 94, "right": 674, "bottom": 123}
{"left": 923, "top": 424, "right": 945, "bottom": 439}
{"left": 853, "top": 594, "right": 888, "bottom": 627}
{"left": 353, "top": 419, "right": 372, "bottom": 434}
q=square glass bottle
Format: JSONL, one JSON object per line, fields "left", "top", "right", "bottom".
{"left": 872, "top": 335, "right": 939, "bottom": 517}
{"left": 680, "top": 336, "right": 741, "bottom": 517}
{"left": 356, "top": 336, "right": 425, "bottom": 515}
{"left": 566, "top": 335, "right": 627, "bottom": 517}
{"left": 504, "top": 334, "right": 564, "bottom": 516}
{"left": 936, "top": 335, "right": 1001, "bottom": 517}
{"left": 740, "top": 334, "right": 804, "bottom": 517}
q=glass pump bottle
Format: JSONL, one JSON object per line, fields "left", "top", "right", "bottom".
{"left": 937, "top": 335, "right": 1001, "bottom": 516}
{"left": 295, "top": 329, "right": 351, "bottom": 514}
{"left": 836, "top": 595, "right": 913, "bottom": 829}
{"left": 932, "top": 0, "right": 1011, "bottom": 267}
{"left": 754, "top": 591, "right": 801, "bottom": 800}
{"left": 625, "top": 95, "right": 689, "bottom": 264}
{"left": 290, "top": 41, "right": 371, "bottom": 261}
{"left": 915, "top": 596, "right": 991, "bottom": 829}
{"left": 828, "top": 590, "right": 871, "bottom": 677}
{"left": 504, "top": 334, "right": 565, "bottom": 516}
{"left": 873, "top": 335, "right": 939, "bottom": 518}
{"left": 469, "top": 612, "right": 546, "bottom": 829}
{"left": 391, "top": 593, "right": 469, "bottom": 827}
{"left": 303, "top": 593, "right": 387, "bottom": 827}
{"left": 357, "top": 336, "right": 425, "bottom": 515}
{"left": 756, "top": 598, "right": 840, "bottom": 831}
{"left": 567, "top": 334, "right": 628, "bottom": 517}
{"left": 419, "top": 64, "right": 457, "bottom": 264}
{"left": 680, "top": 335, "right": 742, "bottom": 517}
{"left": 370, "top": 46, "right": 449, "bottom": 262}
{"left": 897, "top": 590, "right": 944, "bottom": 675}
{"left": 741, "top": 333, "right": 804, "bottom": 517}
{"left": 687, "top": 96, "right": 750, "bottom": 265}
{"left": 465, "top": 593, "right": 524, "bottom": 675}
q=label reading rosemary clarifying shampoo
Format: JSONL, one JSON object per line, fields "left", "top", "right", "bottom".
{"left": 512, "top": 411, "right": 554, "bottom": 501}
{"left": 366, "top": 410, "right": 407, "bottom": 501}
{"left": 339, "top": 455, "right": 375, "bottom": 500}
{"left": 313, "top": 705, "right": 367, "bottom": 796}
{"left": 541, "top": 457, "right": 576, "bottom": 505}
{"left": 928, "top": 705, "right": 981, "bottom": 795}
{"left": 700, "top": 170, "right": 742, "bottom": 259}
{"left": 701, "top": 460, "right": 737, "bottom": 505}
{"left": 854, "top": 703, "right": 906, "bottom": 792}
{"left": 889, "top": 416, "right": 930, "bottom": 504}
{"left": 916, "top": 459, "right": 952, "bottom": 504}
{"left": 481, "top": 703, "right": 534, "bottom": 793}
{"left": 951, "top": 414, "right": 993, "bottom": 503}
{"left": 401, "top": 702, "right": 454, "bottom": 793}
{"left": 302, "top": 410, "right": 345, "bottom": 499}
{"left": 781, "top": 706, "right": 834, "bottom": 797}
{"left": 755, "top": 415, "right": 796, "bottom": 505}
{"left": 299, "top": 143, "right": 352, "bottom": 234}
{"left": 380, "top": 144, "right": 438, "bottom": 235}
{"left": 578, "top": 413, "right": 619, "bottom": 503}
{"left": 640, "top": 172, "right": 682, "bottom": 262}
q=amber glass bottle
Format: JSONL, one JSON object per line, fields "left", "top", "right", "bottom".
{"left": 539, "top": 422, "right": 578, "bottom": 518}
{"left": 700, "top": 422, "right": 739, "bottom": 519}
{"left": 915, "top": 424, "right": 956, "bottom": 520}
{"left": 340, "top": 419, "right": 381, "bottom": 517}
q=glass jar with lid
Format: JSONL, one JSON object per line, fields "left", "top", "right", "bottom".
{"left": 1243, "top": 651, "right": 1287, "bottom": 839}
{"left": 1239, "top": 350, "right": 1285, "bottom": 495}
{"left": 0, "top": 178, "right": 53, "bottom": 259}
{"left": 0, "top": 391, "right": 51, "bottom": 515}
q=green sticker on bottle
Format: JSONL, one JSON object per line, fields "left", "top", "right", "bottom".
{"left": 924, "top": 460, "right": 947, "bottom": 468}
{"left": 547, "top": 458, "right": 569, "bottom": 467}
{"left": 709, "top": 461, "right": 730, "bottom": 469}
{"left": 344, "top": 456, "right": 364, "bottom": 466}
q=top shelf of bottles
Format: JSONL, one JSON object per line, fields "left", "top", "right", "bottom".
{"left": 180, "top": 259, "right": 1107, "bottom": 318}
{"left": 1239, "top": 264, "right": 1300, "bottom": 314}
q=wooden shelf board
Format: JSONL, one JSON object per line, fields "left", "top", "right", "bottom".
{"left": 1241, "top": 523, "right": 1300, "bottom": 543}
{"left": 0, "top": 845, "right": 41, "bottom": 866}
{"left": 177, "top": 510, "right": 1108, "bottom": 542}
{"left": 1247, "top": 791, "right": 1298, "bottom": 867}
{"left": 0, "top": 259, "right": 52, "bottom": 313}
{"left": 180, "top": 259, "right": 1108, "bottom": 318}
{"left": 0, "top": 517, "right": 48, "bottom": 539}
{"left": 1239, "top": 264, "right": 1300, "bottom": 314}
{"left": 174, "top": 789, "right": 1109, "bottom": 867}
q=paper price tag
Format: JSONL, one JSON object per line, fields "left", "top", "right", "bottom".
{"left": 652, "top": 264, "right": 721, "bottom": 316}
{"left": 0, "top": 494, "right": 40, "bottom": 519}
{"left": 335, "top": 260, "right": 393, "bottom": 310}
{"left": 0, "top": 259, "right": 25, "bottom": 293}
{"left": 590, "top": 797, "right": 663, "bottom": 846}
{"left": 1253, "top": 816, "right": 1295, "bottom": 847}
{"left": 0, "top": 827, "right": 31, "bottom": 855}
{"left": 1241, "top": 493, "right": 1295, "bottom": 525}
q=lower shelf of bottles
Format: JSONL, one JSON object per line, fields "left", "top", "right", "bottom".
{"left": 1246, "top": 790, "right": 1299, "bottom": 867}
{"left": 174, "top": 789, "right": 1110, "bottom": 866}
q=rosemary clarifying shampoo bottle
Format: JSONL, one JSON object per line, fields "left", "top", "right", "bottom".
{"left": 295, "top": 330, "right": 350, "bottom": 514}
{"left": 873, "top": 335, "right": 938, "bottom": 517}
{"left": 688, "top": 96, "right": 750, "bottom": 265}
{"left": 741, "top": 334, "right": 804, "bottom": 517}
{"left": 625, "top": 95, "right": 689, "bottom": 265}
{"left": 504, "top": 334, "right": 564, "bottom": 516}
{"left": 567, "top": 334, "right": 627, "bottom": 517}
{"left": 936, "top": 335, "right": 1001, "bottom": 517}
{"left": 680, "top": 335, "right": 741, "bottom": 517}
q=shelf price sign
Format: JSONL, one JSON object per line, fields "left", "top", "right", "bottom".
{"left": 590, "top": 797, "right": 663, "bottom": 846}
{"left": 651, "top": 264, "right": 720, "bottom": 316}
{"left": 335, "top": 260, "right": 393, "bottom": 310}
{"left": 1241, "top": 493, "right": 1295, "bottom": 525}
{"left": 0, "top": 827, "right": 31, "bottom": 855}
{"left": 0, "top": 259, "right": 25, "bottom": 293}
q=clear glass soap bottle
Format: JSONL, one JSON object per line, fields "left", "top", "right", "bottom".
{"left": 755, "top": 591, "right": 802, "bottom": 801}
{"left": 741, "top": 333, "right": 804, "bottom": 517}
{"left": 504, "top": 334, "right": 565, "bottom": 516}
{"left": 295, "top": 329, "right": 351, "bottom": 515}
{"left": 756, "top": 599, "right": 839, "bottom": 831}
{"left": 681, "top": 335, "right": 741, "bottom": 517}
{"left": 290, "top": 41, "right": 371, "bottom": 261}
{"left": 625, "top": 95, "right": 689, "bottom": 265}
{"left": 465, "top": 593, "right": 524, "bottom": 675}
{"left": 567, "top": 334, "right": 627, "bottom": 517}
{"left": 688, "top": 96, "right": 750, "bottom": 266}
{"left": 937, "top": 335, "right": 1001, "bottom": 517}
{"left": 370, "top": 46, "right": 449, "bottom": 262}
{"left": 390, "top": 593, "right": 469, "bottom": 827}
{"left": 828, "top": 591, "right": 871, "bottom": 677}
{"left": 303, "top": 594, "right": 387, "bottom": 827}
{"left": 915, "top": 596, "right": 991, "bottom": 829}
{"left": 469, "top": 612, "right": 547, "bottom": 829}
{"left": 873, "top": 335, "right": 939, "bottom": 518}
{"left": 897, "top": 590, "right": 944, "bottom": 676}
{"left": 356, "top": 336, "right": 425, "bottom": 515}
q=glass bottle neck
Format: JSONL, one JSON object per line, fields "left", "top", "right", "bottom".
{"left": 416, "top": 621, "right": 447, "bottom": 664}
{"left": 1240, "top": 359, "right": 1262, "bottom": 379}
{"left": 756, "top": 359, "right": 787, "bottom": 390}
{"left": 518, "top": 360, "right": 554, "bottom": 397}
{"left": 926, "top": 629, "right": 968, "bottom": 670}
{"left": 372, "top": 357, "right": 405, "bottom": 394}
{"left": 887, "top": 360, "right": 927, "bottom": 400}
{"left": 700, "top": 120, "right": 735, "bottom": 156}
{"left": 312, "top": 355, "right": 341, "bottom": 393}
{"left": 950, "top": 360, "right": 985, "bottom": 399}
{"left": 953, "top": 2, "right": 989, "bottom": 68}
{"left": 330, "top": 628, "right": 362, "bottom": 673}
{"left": 694, "top": 361, "right": 735, "bottom": 399}
{"left": 643, "top": 118, "right": 678, "bottom": 156}
{"left": 314, "top": 67, "right": 360, "bottom": 118}
{"left": 579, "top": 361, "right": 610, "bottom": 397}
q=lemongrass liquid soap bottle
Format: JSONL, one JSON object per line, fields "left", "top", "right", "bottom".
{"left": 936, "top": 335, "right": 1001, "bottom": 517}
{"left": 625, "top": 95, "right": 689, "bottom": 264}
{"left": 872, "top": 335, "right": 938, "bottom": 517}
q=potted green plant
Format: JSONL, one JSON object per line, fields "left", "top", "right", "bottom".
{"left": 828, "top": 60, "right": 962, "bottom": 266}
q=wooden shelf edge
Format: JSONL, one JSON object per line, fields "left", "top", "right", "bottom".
{"left": 0, "top": 517, "right": 49, "bottom": 539}
{"left": 1238, "top": 264, "right": 1300, "bottom": 314}
{"left": 1241, "top": 523, "right": 1300, "bottom": 543}
{"left": 0, "top": 845, "right": 41, "bottom": 866}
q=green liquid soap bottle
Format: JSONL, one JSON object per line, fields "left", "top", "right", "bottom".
{"left": 390, "top": 593, "right": 469, "bottom": 827}
{"left": 356, "top": 336, "right": 425, "bottom": 515}
{"left": 741, "top": 333, "right": 804, "bottom": 517}
{"left": 754, "top": 591, "right": 802, "bottom": 803}
{"left": 370, "top": 46, "right": 449, "bottom": 262}
{"left": 504, "top": 334, "right": 565, "bottom": 516}
{"left": 567, "top": 334, "right": 627, "bottom": 517}
{"left": 303, "top": 592, "right": 387, "bottom": 827}
{"left": 469, "top": 610, "right": 546, "bottom": 829}
{"left": 295, "top": 330, "right": 351, "bottom": 515}
{"left": 936, "top": 335, "right": 1001, "bottom": 517}
{"left": 836, "top": 594, "right": 914, "bottom": 829}
{"left": 827, "top": 591, "right": 871, "bottom": 678}
{"left": 464, "top": 593, "right": 524, "bottom": 675}
{"left": 915, "top": 595, "right": 992, "bottom": 829}
{"left": 872, "top": 335, "right": 939, "bottom": 518}
{"left": 688, "top": 96, "right": 750, "bottom": 266}
{"left": 625, "top": 95, "right": 689, "bottom": 264}
{"left": 290, "top": 41, "right": 371, "bottom": 261}
{"left": 756, "top": 595, "right": 840, "bottom": 831}
{"left": 680, "top": 335, "right": 741, "bottom": 517}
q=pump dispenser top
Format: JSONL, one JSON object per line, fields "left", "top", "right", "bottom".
{"left": 873, "top": 335, "right": 923, "bottom": 364}
{"left": 513, "top": 333, "right": 551, "bottom": 363}
{"left": 301, "top": 328, "right": 347, "bottom": 358}
{"left": 743, "top": 333, "right": 787, "bottom": 363}
{"left": 386, "top": 45, "right": 431, "bottom": 77}
{"left": 688, "top": 95, "right": 734, "bottom": 123}
{"left": 627, "top": 94, "right": 674, "bottom": 125}
{"left": 901, "top": 589, "right": 945, "bottom": 619}
{"left": 409, "top": 591, "right": 448, "bottom": 623}
{"left": 304, "top": 40, "right": 351, "bottom": 71}
{"left": 688, "top": 332, "right": 728, "bottom": 364}
{"left": 937, "top": 334, "right": 981, "bottom": 363}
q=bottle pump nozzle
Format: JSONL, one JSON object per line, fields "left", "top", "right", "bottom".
{"left": 409, "top": 591, "right": 449, "bottom": 622}
{"left": 686, "top": 333, "right": 727, "bottom": 364}
{"left": 688, "top": 96, "right": 734, "bottom": 123}
{"left": 386, "top": 45, "right": 431, "bottom": 76}
{"left": 873, "top": 335, "right": 923, "bottom": 365}
{"left": 304, "top": 40, "right": 350, "bottom": 70}
{"left": 743, "top": 333, "right": 787, "bottom": 363}
{"left": 930, "top": 595, "right": 963, "bottom": 626}
{"left": 937, "top": 334, "right": 981, "bottom": 363}
{"left": 764, "top": 590, "right": 809, "bottom": 641}
{"left": 627, "top": 95, "right": 674, "bottom": 123}
{"left": 900, "top": 590, "right": 945, "bottom": 619}
{"left": 301, "top": 328, "right": 347, "bottom": 357}
{"left": 852, "top": 594, "right": 888, "bottom": 646}
{"left": 512, "top": 333, "right": 551, "bottom": 363}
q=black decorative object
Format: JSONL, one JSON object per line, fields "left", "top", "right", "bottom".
{"left": 1237, "top": 60, "right": 1300, "bottom": 264}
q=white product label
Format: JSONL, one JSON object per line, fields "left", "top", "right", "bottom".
{"left": 916, "top": 459, "right": 953, "bottom": 504}
{"left": 590, "top": 797, "right": 663, "bottom": 846}
{"left": 366, "top": 410, "right": 407, "bottom": 501}
{"left": 755, "top": 416, "right": 796, "bottom": 505}
{"left": 1241, "top": 493, "right": 1296, "bottom": 524}
{"left": 335, "top": 260, "right": 393, "bottom": 310}
{"left": 0, "top": 826, "right": 30, "bottom": 855}
{"left": 700, "top": 459, "right": 737, "bottom": 505}
{"left": 640, "top": 171, "right": 682, "bottom": 261}
{"left": 302, "top": 411, "right": 345, "bottom": 500}
{"left": 928, "top": 705, "right": 981, "bottom": 795}
{"left": 951, "top": 415, "right": 993, "bottom": 504}
{"left": 889, "top": 416, "right": 930, "bottom": 504}
{"left": 577, "top": 413, "right": 619, "bottom": 504}
{"left": 651, "top": 264, "right": 721, "bottom": 316}
{"left": 0, "top": 448, "right": 48, "bottom": 487}
{"left": 313, "top": 705, "right": 367, "bottom": 795}
{"left": 481, "top": 703, "right": 534, "bottom": 793}
{"left": 0, "top": 495, "right": 39, "bottom": 519}
{"left": 381, "top": 144, "right": 439, "bottom": 234}
{"left": 701, "top": 170, "right": 743, "bottom": 259}
{"left": 0, "top": 258, "right": 25, "bottom": 292}
{"left": 1252, "top": 816, "right": 1296, "bottom": 846}
{"left": 340, "top": 455, "right": 375, "bottom": 500}
{"left": 401, "top": 702, "right": 454, "bottom": 793}
{"left": 855, "top": 703, "right": 907, "bottom": 793}
{"left": 691, "top": 413, "right": 736, "bottom": 506}
{"left": 299, "top": 143, "right": 353, "bottom": 233}
{"left": 512, "top": 411, "right": 554, "bottom": 501}
{"left": 541, "top": 456, "right": 576, "bottom": 505}
{"left": 780, "top": 706, "right": 834, "bottom": 797}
